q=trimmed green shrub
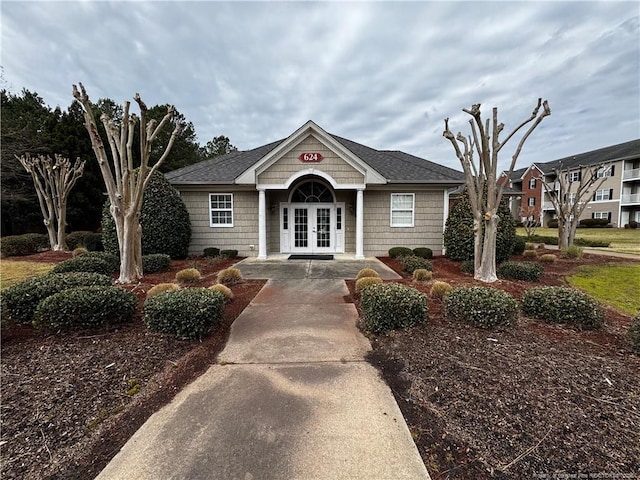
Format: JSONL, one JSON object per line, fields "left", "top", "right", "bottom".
{"left": 220, "top": 249, "right": 238, "bottom": 259}
{"left": 144, "top": 288, "right": 225, "bottom": 339}
{"left": 209, "top": 283, "right": 234, "bottom": 301}
{"left": 561, "top": 245, "right": 584, "bottom": 259}
{"left": 66, "top": 231, "right": 93, "bottom": 250}
{"left": 628, "top": 314, "right": 640, "bottom": 354}
{"left": 356, "top": 268, "right": 380, "bottom": 280}
{"left": 512, "top": 236, "right": 526, "bottom": 255}
{"left": 430, "top": 281, "right": 452, "bottom": 300}
{"left": 81, "top": 252, "right": 120, "bottom": 273}
{"left": 203, "top": 247, "right": 220, "bottom": 258}
{"left": 216, "top": 267, "right": 242, "bottom": 286}
{"left": 460, "top": 260, "right": 474, "bottom": 274}
{"left": 539, "top": 254, "right": 557, "bottom": 263}
{"left": 51, "top": 256, "right": 112, "bottom": 276}
{"left": 574, "top": 238, "right": 610, "bottom": 248}
{"left": 361, "top": 282, "right": 427, "bottom": 333}
{"left": 629, "top": 220, "right": 638, "bottom": 229}
{"left": 142, "top": 254, "right": 172, "bottom": 274}
{"left": 443, "top": 189, "right": 516, "bottom": 263}
{"left": 497, "top": 261, "right": 544, "bottom": 281}
{"left": 84, "top": 232, "right": 103, "bottom": 251}
{"left": 521, "top": 286, "right": 604, "bottom": 329}
{"left": 0, "top": 233, "right": 48, "bottom": 257}
{"left": 525, "top": 234, "right": 558, "bottom": 245}
{"left": 388, "top": 247, "right": 413, "bottom": 259}
{"left": 523, "top": 250, "right": 538, "bottom": 259}
{"left": 147, "top": 283, "right": 180, "bottom": 298}
{"left": 412, "top": 269, "right": 433, "bottom": 282}
{"left": 1, "top": 272, "right": 112, "bottom": 325}
{"left": 355, "top": 276, "right": 383, "bottom": 294}
{"left": 547, "top": 219, "right": 559, "bottom": 229}
{"left": 102, "top": 171, "right": 191, "bottom": 259}
{"left": 175, "top": 268, "right": 201, "bottom": 284}
{"left": 34, "top": 286, "right": 137, "bottom": 331}
{"left": 412, "top": 247, "right": 433, "bottom": 259}
{"left": 444, "top": 287, "right": 518, "bottom": 327}
{"left": 401, "top": 255, "right": 433, "bottom": 274}
{"left": 579, "top": 218, "right": 609, "bottom": 228}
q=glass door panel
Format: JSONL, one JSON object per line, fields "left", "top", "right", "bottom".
{"left": 294, "top": 208, "right": 308, "bottom": 248}
{"left": 316, "top": 207, "right": 331, "bottom": 248}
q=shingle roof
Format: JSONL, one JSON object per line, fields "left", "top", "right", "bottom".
{"left": 166, "top": 130, "right": 465, "bottom": 185}
{"left": 535, "top": 139, "right": 640, "bottom": 174}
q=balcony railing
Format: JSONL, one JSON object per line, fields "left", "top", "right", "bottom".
{"left": 621, "top": 193, "right": 640, "bottom": 204}
{"left": 623, "top": 168, "right": 640, "bottom": 180}
{"left": 543, "top": 202, "right": 555, "bottom": 210}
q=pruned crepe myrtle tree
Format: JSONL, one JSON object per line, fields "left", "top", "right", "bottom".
{"left": 16, "top": 153, "right": 86, "bottom": 250}
{"left": 540, "top": 162, "right": 608, "bottom": 249}
{"left": 73, "top": 83, "right": 180, "bottom": 283}
{"left": 443, "top": 99, "right": 551, "bottom": 282}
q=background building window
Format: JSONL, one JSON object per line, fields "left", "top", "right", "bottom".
{"left": 593, "top": 211, "right": 610, "bottom": 220}
{"left": 568, "top": 171, "right": 581, "bottom": 182}
{"left": 594, "top": 189, "right": 613, "bottom": 201}
{"left": 390, "top": 193, "right": 415, "bottom": 227}
{"left": 528, "top": 197, "right": 536, "bottom": 207}
{"left": 529, "top": 178, "right": 536, "bottom": 189}
{"left": 210, "top": 193, "right": 233, "bottom": 227}
{"left": 597, "top": 166, "right": 614, "bottom": 178}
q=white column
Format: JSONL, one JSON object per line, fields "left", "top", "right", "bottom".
{"left": 355, "top": 188, "right": 364, "bottom": 259}
{"left": 442, "top": 188, "right": 451, "bottom": 255}
{"left": 258, "top": 188, "right": 267, "bottom": 259}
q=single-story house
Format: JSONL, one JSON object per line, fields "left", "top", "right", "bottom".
{"left": 165, "top": 121, "right": 465, "bottom": 258}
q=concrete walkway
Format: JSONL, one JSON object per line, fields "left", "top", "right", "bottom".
{"left": 96, "top": 258, "right": 429, "bottom": 480}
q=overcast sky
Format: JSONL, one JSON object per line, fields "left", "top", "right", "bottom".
{"left": 2, "top": 1, "right": 638, "bottom": 173}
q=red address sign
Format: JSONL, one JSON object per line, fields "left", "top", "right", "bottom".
{"left": 299, "top": 152, "right": 323, "bottom": 163}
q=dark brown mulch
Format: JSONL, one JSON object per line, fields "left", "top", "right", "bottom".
{"left": 352, "top": 254, "right": 640, "bottom": 479}
{"left": 1, "top": 254, "right": 265, "bottom": 480}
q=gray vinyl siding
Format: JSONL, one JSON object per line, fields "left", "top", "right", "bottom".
{"left": 363, "top": 189, "right": 445, "bottom": 256}
{"left": 180, "top": 190, "right": 259, "bottom": 257}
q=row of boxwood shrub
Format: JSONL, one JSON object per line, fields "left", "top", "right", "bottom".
{"left": 388, "top": 247, "right": 433, "bottom": 259}
{"left": 401, "top": 255, "right": 433, "bottom": 274}
{"left": 1, "top": 272, "right": 114, "bottom": 325}
{"left": 0, "top": 233, "right": 50, "bottom": 256}
{"left": 496, "top": 261, "right": 544, "bottom": 281}
{"left": 203, "top": 247, "right": 239, "bottom": 259}
{"left": 52, "top": 253, "right": 117, "bottom": 276}
{"left": 521, "top": 286, "right": 605, "bottom": 329}
{"left": 444, "top": 287, "right": 518, "bottom": 327}
{"left": 66, "top": 231, "right": 103, "bottom": 251}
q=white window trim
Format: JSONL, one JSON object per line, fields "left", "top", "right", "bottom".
{"left": 390, "top": 193, "right": 415, "bottom": 228}
{"left": 209, "top": 193, "right": 234, "bottom": 227}
{"left": 528, "top": 197, "right": 536, "bottom": 207}
{"left": 597, "top": 166, "right": 612, "bottom": 178}
{"left": 529, "top": 178, "right": 536, "bottom": 189}
{"left": 593, "top": 212, "right": 609, "bottom": 219}
{"left": 594, "top": 189, "right": 611, "bottom": 202}
{"left": 568, "top": 171, "right": 580, "bottom": 182}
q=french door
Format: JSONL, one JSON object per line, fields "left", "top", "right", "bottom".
{"left": 282, "top": 203, "right": 344, "bottom": 254}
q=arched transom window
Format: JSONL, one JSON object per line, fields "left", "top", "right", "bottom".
{"left": 290, "top": 180, "right": 334, "bottom": 203}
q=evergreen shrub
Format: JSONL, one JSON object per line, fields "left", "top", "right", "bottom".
{"left": 361, "top": 283, "right": 428, "bottom": 333}
{"left": 144, "top": 288, "right": 224, "bottom": 339}
{"left": 412, "top": 247, "right": 433, "bottom": 259}
{"left": 388, "top": 247, "right": 413, "bottom": 259}
{"left": 521, "top": 286, "right": 604, "bottom": 330}
{"left": 628, "top": 314, "right": 640, "bottom": 354}
{"left": 1, "top": 272, "right": 112, "bottom": 325}
{"left": 401, "top": 255, "right": 432, "bottom": 274}
{"left": 142, "top": 254, "right": 172, "bottom": 274}
{"left": 497, "top": 261, "right": 544, "bottom": 281}
{"left": 34, "top": 286, "right": 136, "bottom": 331}
{"left": 444, "top": 287, "right": 518, "bottom": 327}
{"left": 51, "top": 256, "right": 111, "bottom": 276}
{"left": 203, "top": 247, "right": 220, "bottom": 258}
{"left": 220, "top": 249, "right": 238, "bottom": 259}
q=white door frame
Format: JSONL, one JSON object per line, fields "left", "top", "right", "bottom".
{"left": 280, "top": 202, "right": 345, "bottom": 254}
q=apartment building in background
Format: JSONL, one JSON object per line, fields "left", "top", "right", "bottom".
{"left": 501, "top": 139, "right": 640, "bottom": 227}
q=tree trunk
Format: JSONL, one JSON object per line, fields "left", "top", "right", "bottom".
{"left": 567, "top": 221, "right": 578, "bottom": 247}
{"left": 55, "top": 199, "right": 68, "bottom": 251}
{"left": 44, "top": 218, "right": 57, "bottom": 251}
{"left": 117, "top": 212, "right": 144, "bottom": 283}
{"left": 557, "top": 220, "right": 569, "bottom": 250}
{"left": 476, "top": 214, "right": 499, "bottom": 282}
{"left": 473, "top": 217, "right": 483, "bottom": 273}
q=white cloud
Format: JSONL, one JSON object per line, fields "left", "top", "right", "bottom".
{"left": 1, "top": 1, "right": 638, "bottom": 173}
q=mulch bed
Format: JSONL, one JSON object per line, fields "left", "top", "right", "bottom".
{"left": 349, "top": 252, "right": 640, "bottom": 479}
{"left": 1, "top": 252, "right": 265, "bottom": 480}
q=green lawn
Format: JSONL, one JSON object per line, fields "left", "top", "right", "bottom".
{"left": 566, "top": 263, "right": 640, "bottom": 315}
{"left": 517, "top": 227, "right": 640, "bottom": 255}
{"left": 0, "top": 260, "right": 55, "bottom": 289}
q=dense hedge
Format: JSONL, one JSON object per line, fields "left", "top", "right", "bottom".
{"left": 444, "top": 287, "right": 518, "bottom": 327}
{"left": 1, "top": 272, "right": 113, "bottom": 325}
{"left": 497, "top": 261, "right": 544, "bottom": 282}
{"left": 401, "top": 255, "right": 433, "bottom": 274}
{"left": 34, "top": 286, "right": 137, "bottom": 331}
{"left": 51, "top": 256, "right": 112, "bottom": 276}
{"left": 203, "top": 247, "right": 220, "bottom": 258}
{"left": 578, "top": 218, "right": 610, "bottom": 228}
{"left": 388, "top": 247, "right": 413, "bottom": 259}
{"left": 443, "top": 189, "right": 516, "bottom": 263}
{"left": 144, "top": 288, "right": 225, "bottom": 339}
{"left": 0, "top": 233, "right": 49, "bottom": 256}
{"left": 142, "top": 254, "right": 172, "bottom": 274}
{"left": 102, "top": 171, "right": 191, "bottom": 259}
{"left": 521, "top": 286, "right": 604, "bottom": 329}
{"left": 412, "top": 247, "right": 433, "bottom": 259}
{"left": 361, "top": 282, "right": 428, "bottom": 333}
{"left": 512, "top": 236, "right": 526, "bottom": 255}
{"left": 80, "top": 252, "right": 120, "bottom": 272}
{"left": 66, "top": 231, "right": 103, "bottom": 251}
{"left": 220, "top": 249, "right": 238, "bottom": 259}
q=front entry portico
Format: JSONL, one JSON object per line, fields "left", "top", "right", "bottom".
{"left": 281, "top": 203, "right": 345, "bottom": 254}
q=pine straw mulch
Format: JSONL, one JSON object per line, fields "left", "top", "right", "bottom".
{"left": 349, "top": 253, "right": 640, "bottom": 479}
{"left": 1, "top": 252, "right": 265, "bottom": 480}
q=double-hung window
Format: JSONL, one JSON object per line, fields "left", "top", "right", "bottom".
{"left": 390, "top": 193, "right": 415, "bottom": 227}
{"left": 594, "top": 189, "right": 611, "bottom": 202}
{"left": 529, "top": 178, "right": 536, "bottom": 189}
{"left": 210, "top": 193, "right": 233, "bottom": 227}
{"left": 568, "top": 171, "right": 581, "bottom": 182}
